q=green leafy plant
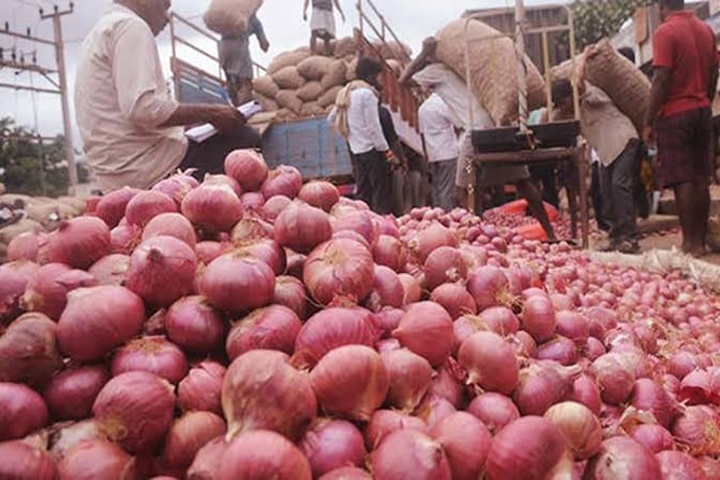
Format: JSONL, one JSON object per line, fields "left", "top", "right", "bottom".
{"left": 571, "top": 0, "right": 653, "bottom": 50}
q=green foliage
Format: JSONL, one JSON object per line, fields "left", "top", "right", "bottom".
{"left": 571, "top": 0, "right": 652, "bottom": 50}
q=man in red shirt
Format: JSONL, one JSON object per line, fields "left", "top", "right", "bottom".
{"left": 644, "top": 0, "right": 719, "bottom": 257}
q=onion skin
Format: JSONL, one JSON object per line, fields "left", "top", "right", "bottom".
{"left": 331, "top": 210, "right": 379, "bottom": 246}
{"left": 371, "top": 429, "right": 451, "bottom": 480}
{"left": 92, "top": 371, "right": 176, "bottom": 453}
{"left": 57, "top": 286, "right": 146, "bottom": 362}
{"left": 392, "top": 302, "right": 454, "bottom": 367}
{"left": 630, "top": 378, "right": 675, "bottom": 429}
{"left": 230, "top": 215, "right": 274, "bottom": 244}
{"left": 423, "top": 246, "right": 468, "bottom": 290}
{"left": 381, "top": 348, "right": 433, "bottom": 412}
{"left": 411, "top": 223, "right": 458, "bottom": 263}
{"left": 520, "top": 294, "right": 557, "bottom": 343}
{"left": 366, "top": 266, "right": 404, "bottom": 311}
{"left": 166, "top": 296, "right": 225, "bottom": 355}
{"left": 196, "top": 241, "right": 226, "bottom": 265}
{"left": 125, "top": 191, "right": 177, "bottom": 227}
{"left": 591, "top": 353, "right": 636, "bottom": 406}
{"left": 22, "top": 263, "right": 97, "bottom": 320}
{"left": 273, "top": 276, "right": 308, "bottom": 320}
{"left": 226, "top": 305, "right": 302, "bottom": 360}
{"left": 262, "top": 195, "right": 292, "bottom": 222}
{"left": 162, "top": 411, "right": 226, "bottom": 471}
{"left": 142, "top": 212, "right": 197, "bottom": 249}
{"left": 234, "top": 239, "right": 287, "bottom": 276}
{"left": 459, "top": 331, "right": 519, "bottom": 395}
{"left": 467, "top": 392, "right": 520, "bottom": 434}
{"left": 467, "top": 266, "right": 510, "bottom": 310}
{"left": 431, "top": 284, "right": 477, "bottom": 319}
{"left": 187, "top": 436, "right": 229, "bottom": 480}
{"left": 631, "top": 424, "right": 675, "bottom": 453}
{"left": 178, "top": 361, "right": 226, "bottom": 415}
{"left": 261, "top": 165, "right": 303, "bottom": 199}
{"left": 373, "top": 235, "right": 407, "bottom": 272}
{"left": 222, "top": 350, "right": 316, "bottom": 442}
{"left": 656, "top": 451, "right": 707, "bottom": 480}
{"left": 152, "top": 175, "right": 196, "bottom": 206}
{"left": 698, "top": 457, "right": 720, "bottom": 480}
{"left": 571, "top": 374, "right": 602, "bottom": 415}
{"left": 0, "top": 312, "right": 63, "bottom": 388}
{"left": 672, "top": 405, "right": 720, "bottom": 456}
{"left": 0, "top": 261, "right": 39, "bottom": 322}
{"left": 485, "top": 416, "right": 569, "bottom": 480}
{"left": 430, "top": 412, "right": 492, "bottom": 480}
{"left": 224, "top": 149, "right": 269, "bottom": 191}
{"left": 544, "top": 401, "right": 602, "bottom": 460}
{"left": 48, "top": 419, "right": 105, "bottom": 461}
{"left": 0, "top": 440, "right": 58, "bottom": 480}
{"left": 43, "top": 364, "right": 109, "bottom": 420}
{"left": 219, "top": 430, "right": 312, "bottom": 480}
{"left": 584, "top": 437, "right": 662, "bottom": 480}
{"left": 274, "top": 203, "right": 333, "bottom": 254}
{"left": 181, "top": 185, "right": 243, "bottom": 233}
{"left": 37, "top": 216, "right": 111, "bottom": 269}
{"left": 7, "top": 231, "right": 41, "bottom": 262}
{"left": 514, "top": 362, "right": 575, "bottom": 416}
{"left": 416, "top": 394, "right": 457, "bottom": 431}
{"left": 0, "top": 382, "right": 49, "bottom": 440}
{"left": 58, "top": 440, "right": 136, "bottom": 480}
{"left": 537, "top": 335, "right": 578, "bottom": 366}
{"left": 398, "top": 273, "right": 422, "bottom": 305}
{"left": 310, "top": 345, "right": 388, "bottom": 422}
{"left": 88, "top": 254, "right": 130, "bottom": 286}
{"left": 555, "top": 311, "right": 590, "bottom": 344}
{"left": 110, "top": 224, "right": 142, "bottom": 254}
{"left": 111, "top": 336, "right": 189, "bottom": 384}
{"left": 299, "top": 181, "right": 340, "bottom": 212}
{"left": 477, "top": 306, "right": 521, "bottom": 336}
{"left": 299, "top": 419, "right": 366, "bottom": 478}
{"left": 364, "top": 410, "right": 428, "bottom": 450}
{"left": 319, "top": 467, "right": 372, "bottom": 480}
{"left": 200, "top": 254, "right": 276, "bottom": 314}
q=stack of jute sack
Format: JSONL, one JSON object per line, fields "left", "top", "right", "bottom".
{"left": 204, "top": 0, "right": 264, "bottom": 35}
{"left": 251, "top": 38, "right": 411, "bottom": 122}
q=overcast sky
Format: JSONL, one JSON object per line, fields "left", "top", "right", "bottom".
{"left": 0, "top": 0, "right": 561, "bottom": 148}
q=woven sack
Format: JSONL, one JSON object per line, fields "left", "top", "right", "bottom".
{"left": 204, "top": 0, "right": 263, "bottom": 36}
{"left": 272, "top": 66, "right": 306, "bottom": 90}
{"left": 298, "top": 56, "right": 333, "bottom": 81}
{"left": 268, "top": 50, "right": 311, "bottom": 74}
{"left": 256, "top": 93, "right": 279, "bottom": 112}
{"left": 57, "top": 196, "right": 86, "bottom": 215}
{"left": 297, "top": 82, "right": 324, "bottom": 102}
{"left": 276, "top": 90, "right": 303, "bottom": 115}
{"left": 300, "top": 102, "right": 324, "bottom": 117}
{"left": 318, "top": 86, "right": 343, "bottom": 108}
{"left": 334, "top": 37, "right": 357, "bottom": 58}
{"left": 0, "top": 219, "right": 42, "bottom": 245}
{"left": 321, "top": 60, "right": 348, "bottom": 90}
{"left": 551, "top": 53, "right": 587, "bottom": 84}
{"left": 253, "top": 75, "right": 280, "bottom": 98}
{"left": 584, "top": 40, "right": 650, "bottom": 133}
{"left": 375, "top": 41, "right": 412, "bottom": 61}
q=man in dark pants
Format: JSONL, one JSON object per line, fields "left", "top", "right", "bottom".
{"left": 218, "top": 14, "right": 269, "bottom": 106}
{"left": 645, "top": 0, "right": 719, "bottom": 257}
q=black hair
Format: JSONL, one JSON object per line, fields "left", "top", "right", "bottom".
{"left": 659, "top": 0, "right": 684, "bottom": 10}
{"left": 355, "top": 57, "right": 384, "bottom": 81}
{"left": 551, "top": 79, "right": 573, "bottom": 106}
{"left": 618, "top": 47, "right": 635, "bottom": 63}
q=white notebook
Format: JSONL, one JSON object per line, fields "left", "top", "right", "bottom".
{"left": 185, "top": 100, "right": 264, "bottom": 143}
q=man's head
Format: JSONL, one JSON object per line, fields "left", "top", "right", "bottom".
{"left": 618, "top": 47, "right": 635, "bottom": 64}
{"left": 116, "top": 0, "right": 171, "bottom": 36}
{"left": 659, "top": 0, "right": 684, "bottom": 21}
{"left": 355, "top": 57, "right": 384, "bottom": 86}
{"left": 552, "top": 79, "right": 574, "bottom": 115}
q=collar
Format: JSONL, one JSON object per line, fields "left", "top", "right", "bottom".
{"left": 667, "top": 10, "right": 695, "bottom": 21}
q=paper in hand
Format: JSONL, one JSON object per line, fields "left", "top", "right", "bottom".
{"left": 185, "top": 100, "right": 264, "bottom": 143}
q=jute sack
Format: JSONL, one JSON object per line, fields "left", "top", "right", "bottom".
{"left": 318, "top": 86, "right": 343, "bottom": 108}
{"left": 57, "top": 196, "right": 86, "bottom": 216}
{"left": 297, "top": 82, "right": 324, "bottom": 102}
{"left": 0, "top": 219, "right": 42, "bottom": 245}
{"left": 272, "top": 66, "right": 306, "bottom": 90}
{"left": 255, "top": 93, "right": 279, "bottom": 112}
{"left": 374, "top": 41, "right": 412, "bottom": 61}
{"left": 268, "top": 49, "right": 311, "bottom": 75}
{"left": 334, "top": 37, "right": 356, "bottom": 59}
{"left": 551, "top": 53, "right": 587, "bottom": 84}
{"left": 300, "top": 102, "right": 324, "bottom": 117}
{"left": 321, "top": 60, "right": 348, "bottom": 90}
{"left": 204, "top": 0, "right": 263, "bottom": 36}
{"left": 297, "top": 56, "right": 333, "bottom": 81}
{"left": 276, "top": 90, "right": 303, "bottom": 115}
{"left": 275, "top": 108, "right": 294, "bottom": 121}
{"left": 584, "top": 40, "right": 650, "bottom": 133}
{"left": 253, "top": 75, "right": 280, "bottom": 99}
{"left": 526, "top": 59, "right": 547, "bottom": 111}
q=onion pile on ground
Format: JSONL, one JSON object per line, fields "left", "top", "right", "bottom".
{"left": 2, "top": 148, "right": 720, "bottom": 479}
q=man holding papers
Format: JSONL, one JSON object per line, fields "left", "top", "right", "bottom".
{"left": 75, "top": 0, "right": 261, "bottom": 193}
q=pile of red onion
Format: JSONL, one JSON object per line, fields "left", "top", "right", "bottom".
{"left": 3, "top": 147, "right": 720, "bottom": 479}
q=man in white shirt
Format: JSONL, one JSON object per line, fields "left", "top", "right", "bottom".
{"left": 419, "top": 91, "right": 460, "bottom": 211}
{"left": 330, "top": 57, "right": 392, "bottom": 213}
{"left": 75, "top": 0, "right": 260, "bottom": 193}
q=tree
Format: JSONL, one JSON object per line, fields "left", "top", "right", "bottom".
{"left": 571, "top": 0, "right": 652, "bottom": 50}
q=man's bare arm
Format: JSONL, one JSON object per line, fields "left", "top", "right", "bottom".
{"left": 333, "top": 0, "right": 345, "bottom": 21}
{"left": 399, "top": 37, "right": 437, "bottom": 86}
{"left": 645, "top": 67, "right": 672, "bottom": 128}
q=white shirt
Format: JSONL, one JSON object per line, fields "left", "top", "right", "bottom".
{"left": 345, "top": 88, "right": 389, "bottom": 155}
{"left": 75, "top": 4, "right": 187, "bottom": 192}
{"left": 419, "top": 93, "right": 460, "bottom": 162}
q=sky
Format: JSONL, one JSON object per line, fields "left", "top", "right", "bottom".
{"left": 0, "top": 0, "right": 563, "bottom": 148}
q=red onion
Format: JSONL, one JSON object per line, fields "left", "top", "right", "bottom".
{"left": 7, "top": 231, "right": 41, "bottom": 262}
{"left": 110, "top": 224, "right": 142, "bottom": 254}
{"left": 423, "top": 246, "right": 468, "bottom": 290}
{"left": 227, "top": 305, "right": 301, "bottom": 359}
{"left": 584, "top": 337, "right": 606, "bottom": 361}
{"left": 224, "top": 149, "right": 269, "bottom": 191}
{"left": 200, "top": 254, "right": 275, "bottom": 314}
{"left": 319, "top": 467, "right": 372, "bottom": 480}
{"left": 365, "top": 410, "right": 427, "bottom": 450}
{"left": 411, "top": 223, "right": 458, "bottom": 263}
{"left": 222, "top": 350, "right": 316, "bottom": 441}
{"left": 299, "top": 181, "right": 341, "bottom": 212}
{"left": 125, "top": 191, "right": 177, "bottom": 227}
{"left": 261, "top": 165, "right": 303, "bottom": 199}
{"left": 333, "top": 229, "right": 371, "bottom": 248}
{"left": 656, "top": 451, "right": 706, "bottom": 480}
{"left": 430, "top": 412, "right": 492, "bottom": 480}
{"left": 203, "top": 174, "right": 242, "bottom": 196}
{"left": 96, "top": 186, "right": 140, "bottom": 227}
{"left": 181, "top": 185, "right": 243, "bottom": 233}
{"left": 698, "top": 457, "right": 720, "bottom": 480}
{"left": 459, "top": 331, "right": 518, "bottom": 395}
{"left": 630, "top": 424, "right": 675, "bottom": 453}
{"left": 166, "top": 296, "right": 225, "bottom": 354}
{"left": 88, "top": 254, "right": 130, "bottom": 286}
{"left": 274, "top": 203, "right": 332, "bottom": 254}
{"left": 398, "top": 273, "right": 421, "bottom": 305}
{"left": 372, "top": 235, "right": 407, "bottom": 272}
{"left": 0, "top": 382, "right": 48, "bottom": 440}
{"left": 467, "top": 266, "right": 511, "bottom": 310}
{"left": 126, "top": 236, "right": 196, "bottom": 307}
{"left": 429, "top": 364, "right": 464, "bottom": 409}
{"left": 678, "top": 369, "right": 715, "bottom": 405}
{"left": 416, "top": 394, "right": 457, "bottom": 430}
{"left": 630, "top": 378, "right": 675, "bottom": 428}
{"left": 544, "top": 401, "right": 602, "bottom": 460}
{"left": 262, "top": 195, "right": 292, "bottom": 222}
{"left": 586, "top": 306, "right": 617, "bottom": 341}
{"left": 584, "top": 437, "right": 662, "bottom": 480}
{"left": 571, "top": 373, "right": 602, "bottom": 415}
{"left": 477, "top": 306, "right": 520, "bottom": 336}
{"left": 381, "top": 348, "right": 432, "bottom": 412}
{"left": 367, "top": 265, "right": 404, "bottom": 311}
{"left": 43, "top": 365, "right": 109, "bottom": 420}
{"left": 241, "top": 192, "right": 265, "bottom": 211}
{"left": 555, "top": 311, "right": 590, "bottom": 344}
{"left": 310, "top": 345, "right": 388, "bottom": 421}
{"left": 286, "top": 250, "right": 307, "bottom": 279}
{"left": 196, "top": 241, "right": 227, "bottom": 265}
{"left": 392, "top": 301, "right": 453, "bottom": 367}
{"left": 59, "top": 440, "right": 136, "bottom": 480}
{"left": 37, "top": 216, "right": 110, "bottom": 269}
{"left": 273, "top": 275, "right": 308, "bottom": 319}
{"left": 187, "top": 436, "right": 229, "bottom": 480}
{"left": 303, "top": 239, "right": 374, "bottom": 306}
{"left": 331, "top": 210, "right": 379, "bottom": 246}
{"left": 218, "top": 430, "right": 312, "bottom": 480}
{"left": 300, "top": 419, "right": 366, "bottom": 478}
{"left": 48, "top": 419, "right": 105, "bottom": 460}
{"left": 591, "top": 353, "right": 636, "bottom": 406}
{"left": 178, "top": 361, "right": 226, "bottom": 415}
{"left": 22, "top": 263, "right": 96, "bottom": 320}
{"left": 430, "top": 284, "right": 477, "bottom": 319}
{"left": 377, "top": 338, "right": 401, "bottom": 354}
{"left": 234, "top": 239, "right": 286, "bottom": 275}
{"left": 376, "top": 308, "right": 404, "bottom": 338}
{"left": 668, "top": 351, "right": 705, "bottom": 381}
{"left": 515, "top": 361, "right": 576, "bottom": 415}
{"left": 467, "top": 392, "right": 520, "bottom": 434}
{"left": 486, "top": 416, "right": 570, "bottom": 480}
{"left": 537, "top": 336, "right": 578, "bottom": 366}
{"left": 0, "top": 312, "right": 62, "bottom": 387}
{"left": 57, "top": 286, "right": 145, "bottom": 361}
{"left": 508, "top": 330, "right": 538, "bottom": 357}
{"left": 142, "top": 212, "right": 197, "bottom": 248}
{"left": 520, "top": 294, "right": 557, "bottom": 343}
{"left": 162, "top": 411, "right": 226, "bottom": 471}
{"left": 152, "top": 174, "right": 196, "bottom": 206}
{"left": 230, "top": 214, "right": 274, "bottom": 244}
{"left": 93, "top": 371, "right": 175, "bottom": 453}
{"left": 672, "top": 405, "right": 720, "bottom": 456}
{"left": 111, "top": 336, "right": 189, "bottom": 384}
{"left": 371, "top": 429, "right": 451, "bottom": 480}
{"left": 0, "top": 440, "right": 57, "bottom": 480}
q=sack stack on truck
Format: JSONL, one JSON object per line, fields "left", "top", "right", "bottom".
{"left": 204, "top": 0, "right": 264, "bottom": 35}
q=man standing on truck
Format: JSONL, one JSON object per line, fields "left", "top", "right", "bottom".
{"left": 219, "top": 13, "right": 270, "bottom": 106}
{"left": 75, "top": 0, "right": 261, "bottom": 193}
{"left": 303, "top": 0, "right": 345, "bottom": 56}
